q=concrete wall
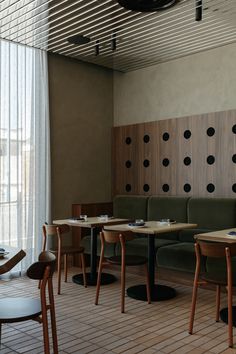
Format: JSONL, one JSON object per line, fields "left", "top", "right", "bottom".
{"left": 48, "top": 54, "right": 113, "bottom": 220}
{"left": 113, "top": 43, "right": 236, "bottom": 126}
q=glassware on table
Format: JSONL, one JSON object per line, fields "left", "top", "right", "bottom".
{"left": 158, "top": 219, "right": 170, "bottom": 225}
{"left": 98, "top": 215, "right": 109, "bottom": 222}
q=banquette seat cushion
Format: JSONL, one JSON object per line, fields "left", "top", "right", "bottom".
{"left": 157, "top": 197, "right": 236, "bottom": 273}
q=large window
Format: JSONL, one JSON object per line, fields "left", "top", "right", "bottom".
{"left": 0, "top": 39, "right": 50, "bottom": 269}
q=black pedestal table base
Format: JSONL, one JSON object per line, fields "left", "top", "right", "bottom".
{"left": 127, "top": 284, "right": 176, "bottom": 302}
{"left": 72, "top": 272, "right": 117, "bottom": 286}
{"left": 220, "top": 306, "right": 236, "bottom": 327}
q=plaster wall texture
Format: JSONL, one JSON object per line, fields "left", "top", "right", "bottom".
{"left": 113, "top": 43, "right": 236, "bottom": 126}
{"left": 48, "top": 54, "right": 113, "bottom": 219}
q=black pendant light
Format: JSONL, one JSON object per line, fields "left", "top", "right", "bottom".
{"left": 67, "top": 34, "right": 90, "bottom": 45}
{"left": 117, "top": 0, "right": 179, "bottom": 12}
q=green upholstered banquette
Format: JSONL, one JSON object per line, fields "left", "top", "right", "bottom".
{"left": 81, "top": 195, "right": 236, "bottom": 274}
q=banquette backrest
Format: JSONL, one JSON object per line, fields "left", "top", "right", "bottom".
{"left": 187, "top": 197, "right": 236, "bottom": 230}
{"left": 113, "top": 195, "right": 148, "bottom": 220}
{"left": 147, "top": 196, "right": 189, "bottom": 222}
{"left": 178, "top": 197, "right": 236, "bottom": 243}
{"left": 113, "top": 195, "right": 236, "bottom": 243}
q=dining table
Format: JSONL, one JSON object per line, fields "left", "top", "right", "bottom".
{"left": 53, "top": 217, "right": 130, "bottom": 286}
{"left": 195, "top": 228, "right": 236, "bottom": 327}
{"left": 0, "top": 246, "right": 26, "bottom": 275}
{"left": 104, "top": 221, "right": 197, "bottom": 301}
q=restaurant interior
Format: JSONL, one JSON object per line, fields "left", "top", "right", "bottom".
{"left": 1, "top": 0, "right": 236, "bottom": 353}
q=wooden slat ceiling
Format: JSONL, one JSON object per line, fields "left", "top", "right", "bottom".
{"left": 1, "top": 0, "right": 236, "bottom": 72}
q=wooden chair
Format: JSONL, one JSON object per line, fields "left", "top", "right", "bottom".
{"left": 189, "top": 240, "right": 236, "bottom": 348}
{"left": 0, "top": 251, "right": 58, "bottom": 354}
{"left": 42, "top": 224, "right": 87, "bottom": 294}
{"left": 0, "top": 247, "right": 26, "bottom": 275}
{"left": 95, "top": 229, "right": 151, "bottom": 313}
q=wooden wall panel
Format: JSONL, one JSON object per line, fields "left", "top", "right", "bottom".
{"left": 112, "top": 109, "right": 236, "bottom": 197}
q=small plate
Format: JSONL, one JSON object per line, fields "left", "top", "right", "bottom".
{"left": 169, "top": 219, "right": 176, "bottom": 224}
{"left": 0, "top": 252, "right": 9, "bottom": 259}
{"left": 128, "top": 222, "right": 145, "bottom": 227}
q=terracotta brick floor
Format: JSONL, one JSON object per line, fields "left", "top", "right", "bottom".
{"left": 0, "top": 267, "right": 235, "bottom": 354}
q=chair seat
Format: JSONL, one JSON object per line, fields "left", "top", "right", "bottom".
{"left": 201, "top": 272, "right": 236, "bottom": 286}
{"left": 50, "top": 246, "right": 84, "bottom": 255}
{"left": 0, "top": 298, "right": 41, "bottom": 323}
{"left": 107, "top": 255, "right": 148, "bottom": 266}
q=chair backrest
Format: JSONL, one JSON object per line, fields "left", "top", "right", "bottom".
{"left": 196, "top": 240, "right": 236, "bottom": 258}
{"left": 101, "top": 230, "right": 134, "bottom": 244}
{"left": 27, "top": 251, "right": 56, "bottom": 280}
{"left": 43, "top": 224, "right": 70, "bottom": 238}
{"left": 42, "top": 224, "right": 70, "bottom": 251}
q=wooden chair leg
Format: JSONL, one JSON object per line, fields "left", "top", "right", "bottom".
{"left": 121, "top": 257, "right": 126, "bottom": 313}
{"left": 189, "top": 277, "right": 199, "bottom": 334}
{"left": 41, "top": 283, "right": 50, "bottom": 354}
{"left": 57, "top": 253, "right": 62, "bottom": 295}
{"left": 145, "top": 264, "right": 151, "bottom": 304}
{"left": 95, "top": 254, "right": 104, "bottom": 305}
{"left": 227, "top": 280, "right": 233, "bottom": 347}
{"left": 80, "top": 253, "right": 87, "bottom": 288}
{"left": 216, "top": 285, "right": 221, "bottom": 322}
{"left": 48, "top": 278, "right": 58, "bottom": 354}
{"left": 226, "top": 248, "right": 234, "bottom": 348}
{"left": 64, "top": 254, "right": 68, "bottom": 283}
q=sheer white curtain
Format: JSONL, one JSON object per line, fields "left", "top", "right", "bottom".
{"left": 0, "top": 39, "right": 50, "bottom": 271}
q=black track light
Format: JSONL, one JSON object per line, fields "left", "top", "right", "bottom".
{"left": 117, "top": 0, "right": 178, "bottom": 12}
{"left": 111, "top": 32, "right": 117, "bottom": 51}
{"left": 195, "top": 0, "right": 202, "bottom": 21}
{"left": 95, "top": 40, "right": 100, "bottom": 56}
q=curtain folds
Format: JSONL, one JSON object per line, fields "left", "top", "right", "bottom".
{"left": 0, "top": 39, "right": 50, "bottom": 272}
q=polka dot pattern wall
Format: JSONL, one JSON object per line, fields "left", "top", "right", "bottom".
{"left": 112, "top": 110, "right": 236, "bottom": 197}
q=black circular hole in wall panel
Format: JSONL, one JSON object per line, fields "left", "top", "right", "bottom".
{"left": 125, "top": 137, "right": 132, "bottom": 145}
{"left": 184, "top": 130, "right": 191, "bottom": 139}
{"left": 143, "top": 159, "right": 150, "bottom": 167}
{"left": 162, "top": 158, "right": 170, "bottom": 167}
{"left": 143, "top": 134, "right": 150, "bottom": 143}
{"left": 207, "top": 127, "right": 215, "bottom": 137}
{"left": 162, "top": 132, "right": 169, "bottom": 141}
{"left": 184, "top": 184, "right": 191, "bottom": 193}
{"left": 125, "top": 160, "right": 132, "bottom": 168}
{"left": 207, "top": 183, "right": 215, "bottom": 193}
{"left": 143, "top": 184, "right": 150, "bottom": 192}
{"left": 162, "top": 184, "right": 169, "bottom": 192}
{"left": 232, "top": 154, "right": 236, "bottom": 163}
{"left": 184, "top": 157, "right": 191, "bottom": 166}
{"left": 125, "top": 184, "right": 131, "bottom": 192}
{"left": 207, "top": 155, "right": 215, "bottom": 165}
{"left": 232, "top": 184, "right": 236, "bottom": 193}
{"left": 232, "top": 125, "right": 236, "bottom": 134}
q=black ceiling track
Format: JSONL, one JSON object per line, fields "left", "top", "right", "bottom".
{"left": 117, "top": 0, "right": 179, "bottom": 12}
